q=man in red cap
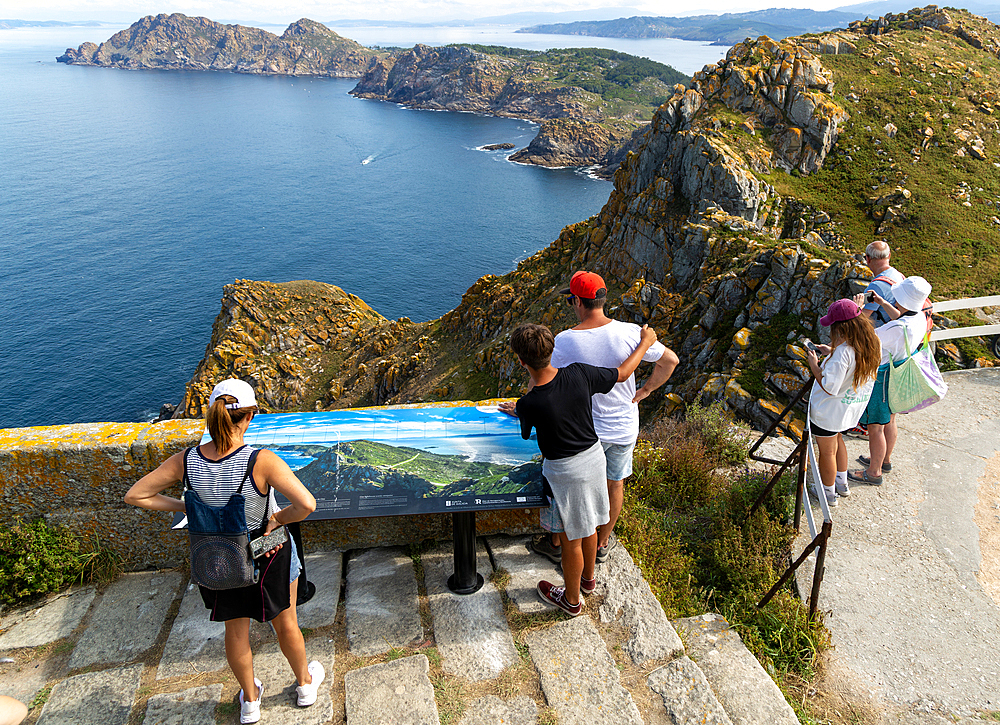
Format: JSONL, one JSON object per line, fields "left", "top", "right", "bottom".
{"left": 529, "top": 270, "right": 679, "bottom": 564}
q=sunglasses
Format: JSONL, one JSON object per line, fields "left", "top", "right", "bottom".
{"left": 565, "top": 294, "right": 576, "bottom": 305}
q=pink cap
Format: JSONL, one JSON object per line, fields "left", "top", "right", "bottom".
{"left": 820, "top": 298, "right": 861, "bottom": 326}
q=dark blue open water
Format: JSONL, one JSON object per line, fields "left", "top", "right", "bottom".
{"left": 0, "top": 27, "right": 622, "bottom": 428}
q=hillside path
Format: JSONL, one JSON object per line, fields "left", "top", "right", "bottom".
{"left": 802, "top": 368, "right": 1000, "bottom": 721}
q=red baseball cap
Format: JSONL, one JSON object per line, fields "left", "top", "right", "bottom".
{"left": 820, "top": 298, "right": 862, "bottom": 326}
{"left": 560, "top": 271, "right": 607, "bottom": 300}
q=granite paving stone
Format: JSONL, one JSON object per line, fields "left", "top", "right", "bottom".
{"left": 36, "top": 663, "right": 143, "bottom": 725}
{"left": 485, "top": 535, "right": 561, "bottom": 614}
{"left": 295, "top": 551, "right": 343, "bottom": 629}
{"left": 457, "top": 695, "right": 538, "bottom": 725}
{"left": 0, "top": 651, "right": 63, "bottom": 704}
{"left": 674, "top": 614, "right": 799, "bottom": 725}
{"left": 345, "top": 547, "right": 422, "bottom": 655}
{"left": 647, "top": 656, "right": 733, "bottom": 725}
{"left": 0, "top": 586, "right": 95, "bottom": 650}
{"left": 423, "top": 542, "right": 517, "bottom": 681}
{"left": 344, "top": 654, "right": 439, "bottom": 725}
{"left": 525, "top": 616, "right": 643, "bottom": 725}
{"left": 596, "top": 543, "right": 684, "bottom": 665}
{"left": 143, "top": 684, "right": 222, "bottom": 725}
{"left": 157, "top": 582, "right": 226, "bottom": 679}
{"left": 68, "top": 571, "right": 182, "bottom": 670}
{"left": 247, "top": 636, "right": 335, "bottom": 724}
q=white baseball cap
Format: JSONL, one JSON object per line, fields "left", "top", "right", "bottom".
{"left": 894, "top": 276, "right": 932, "bottom": 313}
{"left": 207, "top": 379, "right": 257, "bottom": 410}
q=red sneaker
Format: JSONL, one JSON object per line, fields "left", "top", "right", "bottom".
{"left": 536, "top": 580, "right": 582, "bottom": 616}
{"left": 845, "top": 424, "right": 868, "bottom": 438}
{"left": 580, "top": 576, "right": 597, "bottom": 596}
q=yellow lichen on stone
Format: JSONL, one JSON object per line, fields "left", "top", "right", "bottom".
{"left": 733, "top": 327, "right": 753, "bottom": 350}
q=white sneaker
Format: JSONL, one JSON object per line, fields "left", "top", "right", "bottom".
{"left": 835, "top": 479, "right": 850, "bottom": 497}
{"left": 822, "top": 485, "right": 838, "bottom": 508}
{"left": 296, "top": 660, "right": 326, "bottom": 707}
{"left": 240, "top": 679, "right": 263, "bottom": 724}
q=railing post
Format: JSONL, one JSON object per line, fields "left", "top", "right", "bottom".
{"left": 793, "top": 444, "right": 806, "bottom": 531}
{"left": 808, "top": 519, "right": 832, "bottom": 621}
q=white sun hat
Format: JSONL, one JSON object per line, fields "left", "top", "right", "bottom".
{"left": 893, "top": 276, "right": 932, "bottom": 313}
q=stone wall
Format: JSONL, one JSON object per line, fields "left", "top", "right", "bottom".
{"left": 0, "top": 420, "right": 538, "bottom": 571}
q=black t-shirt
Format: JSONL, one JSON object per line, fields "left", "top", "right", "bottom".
{"left": 515, "top": 363, "right": 618, "bottom": 460}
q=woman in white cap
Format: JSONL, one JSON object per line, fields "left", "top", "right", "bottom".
{"left": 850, "top": 276, "right": 933, "bottom": 487}
{"left": 806, "top": 297, "right": 882, "bottom": 507}
{"left": 125, "top": 379, "right": 323, "bottom": 723}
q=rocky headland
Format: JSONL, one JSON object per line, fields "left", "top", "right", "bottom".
{"left": 174, "top": 6, "right": 1000, "bottom": 435}
{"left": 350, "top": 44, "right": 685, "bottom": 173}
{"left": 57, "top": 14, "right": 381, "bottom": 76}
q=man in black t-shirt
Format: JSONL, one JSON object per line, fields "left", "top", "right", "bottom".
{"left": 505, "top": 322, "right": 656, "bottom": 616}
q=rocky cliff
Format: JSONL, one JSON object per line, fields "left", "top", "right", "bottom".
{"left": 58, "top": 14, "right": 381, "bottom": 77}
{"left": 178, "top": 6, "right": 1000, "bottom": 434}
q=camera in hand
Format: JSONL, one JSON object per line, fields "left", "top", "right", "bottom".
{"left": 804, "top": 339, "right": 819, "bottom": 352}
{"left": 866, "top": 291, "right": 876, "bottom": 303}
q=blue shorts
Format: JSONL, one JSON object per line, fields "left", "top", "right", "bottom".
{"left": 539, "top": 496, "right": 565, "bottom": 534}
{"left": 602, "top": 441, "right": 636, "bottom": 481}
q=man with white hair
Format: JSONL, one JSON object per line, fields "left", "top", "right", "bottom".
{"left": 861, "top": 241, "right": 905, "bottom": 328}
{"left": 847, "top": 241, "right": 905, "bottom": 438}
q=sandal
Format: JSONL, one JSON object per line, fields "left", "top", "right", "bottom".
{"left": 847, "top": 469, "right": 883, "bottom": 486}
{"left": 858, "top": 455, "right": 891, "bottom": 473}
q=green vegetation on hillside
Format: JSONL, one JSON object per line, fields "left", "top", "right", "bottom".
{"left": 759, "top": 24, "right": 1000, "bottom": 299}
{"left": 454, "top": 44, "right": 687, "bottom": 108}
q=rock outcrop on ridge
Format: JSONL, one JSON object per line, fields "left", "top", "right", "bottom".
{"left": 177, "top": 6, "right": 1000, "bottom": 431}
{"left": 58, "top": 14, "right": 381, "bottom": 77}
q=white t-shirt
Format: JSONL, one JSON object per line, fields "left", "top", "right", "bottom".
{"left": 550, "top": 320, "right": 667, "bottom": 445}
{"left": 809, "top": 343, "right": 876, "bottom": 432}
{"left": 876, "top": 313, "right": 927, "bottom": 365}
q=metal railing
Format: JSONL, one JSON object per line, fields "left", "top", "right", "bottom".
{"left": 746, "top": 379, "right": 831, "bottom": 622}
{"left": 929, "top": 295, "right": 1000, "bottom": 347}
{"left": 744, "top": 295, "right": 998, "bottom": 622}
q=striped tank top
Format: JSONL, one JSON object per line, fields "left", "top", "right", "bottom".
{"left": 184, "top": 444, "right": 277, "bottom": 530}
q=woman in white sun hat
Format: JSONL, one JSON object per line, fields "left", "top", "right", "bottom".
{"left": 850, "top": 276, "right": 933, "bottom": 488}
{"left": 125, "top": 379, "right": 324, "bottom": 723}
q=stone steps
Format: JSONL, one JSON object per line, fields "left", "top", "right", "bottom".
{"left": 0, "top": 538, "right": 800, "bottom": 725}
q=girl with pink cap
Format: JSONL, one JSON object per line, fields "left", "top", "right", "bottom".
{"left": 805, "top": 296, "right": 881, "bottom": 507}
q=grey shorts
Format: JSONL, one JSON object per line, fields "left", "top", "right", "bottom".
{"left": 602, "top": 441, "right": 636, "bottom": 481}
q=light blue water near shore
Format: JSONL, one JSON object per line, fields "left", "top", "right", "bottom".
{"left": 0, "top": 26, "right": 720, "bottom": 429}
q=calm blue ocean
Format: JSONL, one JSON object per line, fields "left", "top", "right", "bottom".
{"left": 0, "top": 26, "right": 721, "bottom": 429}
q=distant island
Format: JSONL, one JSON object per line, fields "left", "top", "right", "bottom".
{"left": 0, "top": 19, "right": 108, "bottom": 29}
{"left": 57, "top": 13, "right": 688, "bottom": 175}
{"left": 518, "top": 8, "right": 862, "bottom": 45}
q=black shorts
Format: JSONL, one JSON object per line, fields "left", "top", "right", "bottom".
{"left": 810, "top": 422, "right": 843, "bottom": 438}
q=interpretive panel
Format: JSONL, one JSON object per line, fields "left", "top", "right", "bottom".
{"left": 198, "top": 403, "right": 545, "bottom": 520}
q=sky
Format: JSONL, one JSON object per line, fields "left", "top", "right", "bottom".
{"left": 3, "top": 0, "right": 851, "bottom": 26}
